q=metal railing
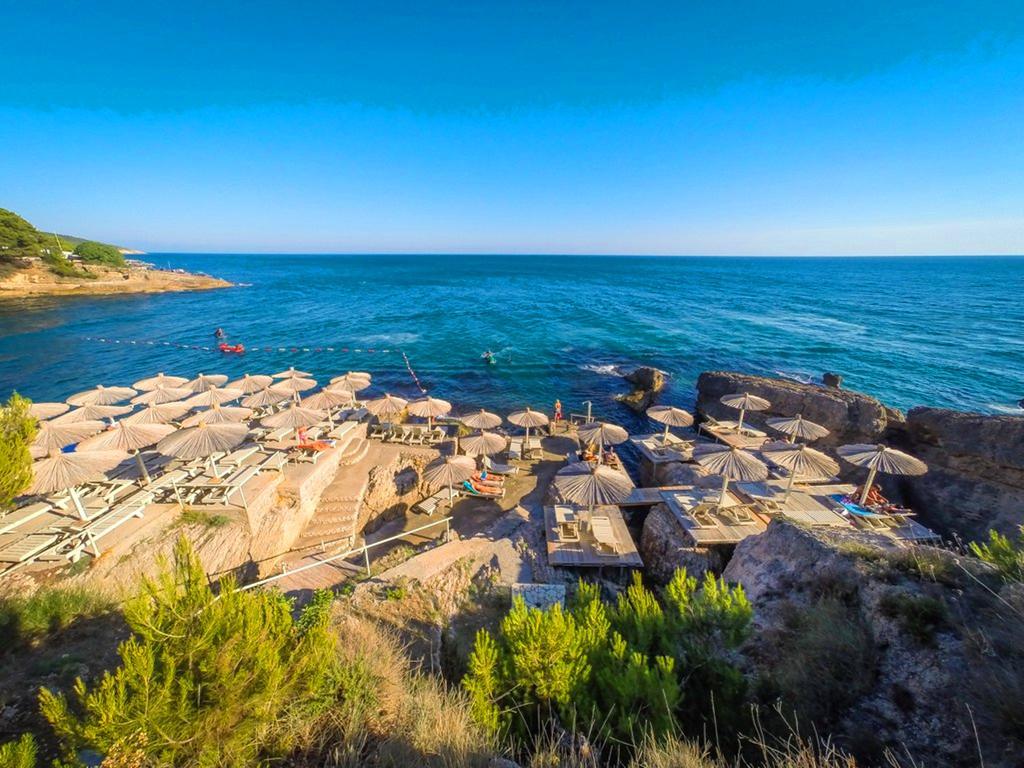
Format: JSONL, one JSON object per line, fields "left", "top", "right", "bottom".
{"left": 239, "top": 515, "right": 453, "bottom": 591}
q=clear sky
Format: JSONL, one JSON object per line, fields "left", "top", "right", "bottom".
{"left": 2, "top": 1, "right": 1023, "bottom": 255}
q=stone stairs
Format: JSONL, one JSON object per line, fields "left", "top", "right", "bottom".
{"left": 293, "top": 438, "right": 376, "bottom": 553}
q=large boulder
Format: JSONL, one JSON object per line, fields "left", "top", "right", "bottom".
{"left": 639, "top": 503, "right": 724, "bottom": 583}
{"left": 896, "top": 408, "right": 1024, "bottom": 539}
{"left": 696, "top": 371, "right": 901, "bottom": 445}
{"left": 616, "top": 366, "right": 666, "bottom": 412}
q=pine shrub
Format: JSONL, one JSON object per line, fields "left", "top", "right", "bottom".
{"left": 0, "top": 392, "right": 36, "bottom": 511}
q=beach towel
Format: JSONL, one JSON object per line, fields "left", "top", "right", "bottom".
{"left": 829, "top": 494, "right": 884, "bottom": 518}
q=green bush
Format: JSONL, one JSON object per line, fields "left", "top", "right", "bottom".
{"left": 0, "top": 208, "right": 48, "bottom": 260}
{"left": 463, "top": 570, "right": 752, "bottom": 754}
{"left": 0, "top": 586, "right": 114, "bottom": 648}
{"left": 42, "top": 248, "right": 92, "bottom": 278}
{"left": 879, "top": 592, "right": 946, "bottom": 645}
{"left": 970, "top": 527, "right": 1024, "bottom": 583}
{"left": 0, "top": 733, "right": 36, "bottom": 768}
{"left": 39, "top": 537, "right": 341, "bottom": 767}
{"left": 0, "top": 392, "right": 36, "bottom": 511}
{"left": 73, "top": 240, "right": 125, "bottom": 267}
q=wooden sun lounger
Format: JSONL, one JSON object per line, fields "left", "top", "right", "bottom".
{"left": 590, "top": 516, "right": 619, "bottom": 555}
{"left": 412, "top": 490, "right": 450, "bottom": 515}
{"left": 507, "top": 437, "right": 523, "bottom": 461}
{"left": 256, "top": 450, "right": 289, "bottom": 472}
{"left": 460, "top": 482, "right": 504, "bottom": 499}
{"left": 483, "top": 456, "right": 520, "bottom": 476}
{"left": 69, "top": 492, "right": 153, "bottom": 559}
{"left": 0, "top": 502, "right": 54, "bottom": 535}
{"left": 0, "top": 532, "right": 61, "bottom": 564}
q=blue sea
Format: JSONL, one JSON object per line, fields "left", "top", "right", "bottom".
{"left": 0, "top": 255, "right": 1021, "bottom": 435}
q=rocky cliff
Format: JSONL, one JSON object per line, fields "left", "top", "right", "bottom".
{"left": 723, "top": 521, "right": 1023, "bottom": 767}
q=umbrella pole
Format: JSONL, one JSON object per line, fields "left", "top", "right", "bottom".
{"left": 784, "top": 469, "right": 796, "bottom": 501}
{"left": 788, "top": 433, "right": 796, "bottom": 444}
{"left": 859, "top": 467, "right": 878, "bottom": 506}
{"left": 718, "top": 476, "right": 730, "bottom": 512}
{"left": 737, "top": 407, "right": 746, "bottom": 433}
{"left": 134, "top": 451, "right": 152, "bottom": 485}
{"left": 663, "top": 423, "right": 670, "bottom": 442}
{"left": 69, "top": 486, "right": 88, "bottom": 520}
{"left": 209, "top": 456, "right": 221, "bottom": 479}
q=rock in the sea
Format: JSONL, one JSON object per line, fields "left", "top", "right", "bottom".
{"left": 616, "top": 366, "right": 666, "bottom": 412}
{"left": 896, "top": 407, "right": 1024, "bottom": 539}
{"left": 696, "top": 370, "right": 901, "bottom": 445}
{"left": 823, "top": 371, "right": 843, "bottom": 388}
{"left": 639, "top": 503, "right": 724, "bottom": 583}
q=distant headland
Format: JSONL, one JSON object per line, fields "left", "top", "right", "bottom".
{"left": 0, "top": 207, "right": 231, "bottom": 298}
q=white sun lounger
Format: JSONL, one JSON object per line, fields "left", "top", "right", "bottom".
{"left": 0, "top": 502, "right": 54, "bottom": 535}
{"left": 483, "top": 455, "right": 520, "bottom": 476}
{"left": 0, "top": 532, "right": 61, "bottom": 564}
{"left": 412, "top": 489, "right": 450, "bottom": 515}
{"left": 590, "top": 516, "right": 619, "bottom": 555}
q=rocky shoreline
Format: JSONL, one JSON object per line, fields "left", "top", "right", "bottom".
{"left": 0, "top": 262, "right": 231, "bottom": 299}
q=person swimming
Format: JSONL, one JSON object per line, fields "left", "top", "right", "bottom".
{"left": 481, "top": 350, "right": 495, "bottom": 365}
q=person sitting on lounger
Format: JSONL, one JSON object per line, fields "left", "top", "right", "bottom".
{"left": 463, "top": 478, "right": 500, "bottom": 496}
{"left": 471, "top": 471, "right": 503, "bottom": 490}
{"left": 581, "top": 444, "right": 599, "bottom": 462}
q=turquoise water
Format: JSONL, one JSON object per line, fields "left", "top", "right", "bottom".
{"left": 0, "top": 255, "right": 1021, "bottom": 434}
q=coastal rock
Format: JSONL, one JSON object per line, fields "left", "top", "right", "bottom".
{"left": 639, "top": 503, "right": 723, "bottom": 583}
{"left": 616, "top": 366, "right": 666, "bottom": 412}
{"left": 895, "top": 407, "right": 1024, "bottom": 539}
{"left": 724, "top": 521, "right": 1017, "bottom": 766}
{"left": 695, "top": 370, "right": 900, "bottom": 445}
{"left": 822, "top": 371, "right": 843, "bottom": 388}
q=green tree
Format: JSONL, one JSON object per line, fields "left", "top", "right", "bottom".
{"left": 970, "top": 526, "right": 1024, "bottom": 583}
{"left": 0, "top": 393, "right": 36, "bottom": 511}
{"left": 0, "top": 208, "right": 47, "bottom": 260}
{"left": 73, "top": 240, "right": 126, "bottom": 267}
{"left": 0, "top": 733, "right": 36, "bottom": 768}
{"left": 40, "top": 537, "right": 341, "bottom": 767}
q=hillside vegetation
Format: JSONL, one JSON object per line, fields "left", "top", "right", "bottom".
{"left": 0, "top": 208, "right": 125, "bottom": 277}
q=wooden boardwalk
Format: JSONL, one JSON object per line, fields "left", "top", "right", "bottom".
{"left": 734, "top": 480, "right": 850, "bottom": 527}
{"left": 697, "top": 422, "right": 768, "bottom": 450}
{"left": 660, "top": 488, "right": 767, "bottom": 545}
{"left": 544, "top": 504, "right": 643, "bottom": 568}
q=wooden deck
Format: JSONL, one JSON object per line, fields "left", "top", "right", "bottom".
{"left": 733, "top": 480, "right": 851, "bottom": 527}
{"left": 660, "top": 488, "right": 768, "bottom": 545}
{"left": 618, "top": 485, "right": 687, "bottom": 507}
{"left": 544, "top": 504, "right": 643, "bottom": 568}
{"left": 631, "top": 432, "right": 697, "bottom": 464}
{"left": 809, "top": 484, "right": 939, "bottom": 543}
{"left": 697, "top": 421, "right": 769, "bottom": 450}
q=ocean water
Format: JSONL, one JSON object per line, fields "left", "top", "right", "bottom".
{"left": 0, "top": 255, "right": 1021, "bottom": 436}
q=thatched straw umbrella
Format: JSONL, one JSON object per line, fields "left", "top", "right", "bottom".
{"left": 122, "top": 402, "right": 190, "bottom": 425}
{"left": 646, "top": 405, "right": 694, "bottom": 442}
{"left": 761, "top": 440, "right": 840, "bottom": 500}
{"left": 242, "top": 387, "right": 291, "bottom": 409}
{"left": 553, "top": 461, "right": 633, "bottom": 515}
{"left": 460, "top": 431, "right": 507, "bottom": 457}
{"left": 273, "top": 366, "right": 312, "bottom": 379}
{"left": 577, "top": 421, "right": 628, "bottom": 452}
{"left": 720, "top": 392, "right": 771, "bottom": 433}
{"left": 260, "top": 402, "right": 326, "bottom": 439}
{"left": 693, "top": 443, "right": 768, "bottom": 511}
{"left": 766, "top": 414, "right": 830, "bottom": 443}
{"left": 78, "top": 422, "right": 176, "bottom": 483}
{"left": 422, "top": 455, "right": 476, "bottom": 505}
{"left": 133, "top": 372, "right": 189, "bottom": 390}
{"left": 365, "top": 394, "right": 409, "bottom": 421}
{"left": 67, "top": 385, "right": 136, "bottom": 406}
{"left": 836, "top": 444, "right": 928, "bottom": 506}
{"left": 184, "top": 387, "right": 244, "bottom": 409}
{"left": 29, "top": 450, "right": 128, "bottom": 519}
{"left": 460, "top": 409, "right": 502, "bottom": 430}
{"left": 271, "top": 377, "right": 317, "bottom": 402}
{"left": 507, "top": 408, "right": 549, "bottom": 446}
{"left": 32, "top": 420, "right": 105, "bottom": 457}
{"left": 330, "top": 373, "right": 371, "bottom": 391}
{"left": 156, "top": 422, "right": 249, "bottom": 478}
{"left": 301, "top": 389, "right": 355, "bottom": 426}
{"left": 408, "top": 396, "right": 452, "bottom": 431}
{"left": 53, "top": 404, "right": 132, "bottom": 424}
{"left": 186, "top": 373, "right": 228, "bottom": 393}
{"left": 227, "top": 374, "right": 274, "bottom": 394}
{"left": 131, "top": 385, "right": 193, "bottom": 406}
{"left": 29, "top": 402, "right": 69, "bottom": 421}
{"left": 181, "top": 403, "right": 253, "bottom": 427}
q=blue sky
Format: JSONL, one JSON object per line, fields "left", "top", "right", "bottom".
{"left": 2, "top": 1, "right": 1023, "bottom": 255}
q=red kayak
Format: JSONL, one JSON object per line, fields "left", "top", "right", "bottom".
{"left": 218, "top": 342, "right": 245, "bottom": 354}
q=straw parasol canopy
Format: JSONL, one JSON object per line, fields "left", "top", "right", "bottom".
{"left": 720, "top": 392, "right": 771, "bottom": 433}
{"left": 260, "top": 402, "right": 326, "bottom": 430}
{"left": 29, "top": 449, "right": 128, "bottom": 519}
{"left": 408, "top": 396, "right": 452, "bottom": 430}
{"left": 67, "top": 385, "right": 136, "bottom": 406}
{"left": 693, "top": 443, "right": 769, "bottom": 510}
{"left": 646, "top": 405, "right": 694, "bottom": 442}
{"left": 32, "top": 420, "right": 105, "bottom": 456}
{"left": 122, "top": 402, "right": 190, "bottom": 425}
{"left": 184, "top": 387, "right": 244, "bottom": 409}
{"left": 242, "top": 387, "right": 291, "bottom": 409}
{"left": 133, "top": 372, "right": 189, "bottom": 391}
{"left": 460, "top": 409, "right": 502, "bottom": 430}
{"left": 422, "top": 455, "right": 476, "bottom": 504}
{"left": 836, "top": 444, "right": 928, "bottom": 506}
{"left": 460, "top": 431, "right": 508, "bottom": 457}
{"left": 508, "top": 407, "right": 549, "bottom": 445}
{"left": 761, "top": 440, "right": 840, "bottom": 499}
{"left": 766, "top": 414, "right": 830, "bottom": 443}
{"left": 270, "top": 377, "right": 317, "bottom": 399}
{"left": 156, "top": 422, "right": 249, "bottom": 477}
{"left": 181, "top": 404, "right": 252, "bottom": 427}
{"left": 330, "top": 372, "right": 372, "bottom": 391}
{"left": 53, "top": 404, "right": 132, "bottom": 424}
{"left": 273, "top": 366, "right": 312, "bottom": 379}
{"left": 78, "top": 421, "right": 176, "bottom": 483}
{"left": 227, "top": 374, "right": 274, "bottom": 394}
{"left": 302, "top": 389, "right": 356, "bottom": 412}
{"left": 131, "top": 385, "right": 193, "bottom": 406}
{"left": 28, "top": 402, "right": 69, "bottom": 421}
{"left": 577, "top": 421, "right": 628, "bottom": 450}
{"left": 186, "top": 373, "right": 229, "bottom": 393}
{"left": 554, "top": 461, "right": 633, "bottom": 512}
{"left": 365, "top": 393, "right": 409, "bottom": 420}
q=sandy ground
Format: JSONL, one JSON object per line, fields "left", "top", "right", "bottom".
{"left": 0, "top": 263, "right": 231, "bottom": 298}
